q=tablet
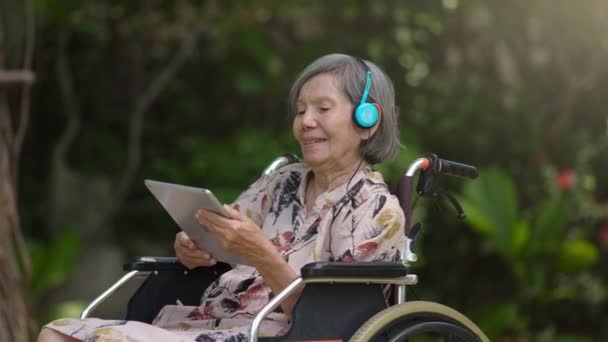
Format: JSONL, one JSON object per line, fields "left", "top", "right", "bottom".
{"left": 145, "top": 179, "right": 248, "bottom": 265}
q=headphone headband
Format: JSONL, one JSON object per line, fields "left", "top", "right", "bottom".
{"left": 354, "top": 57, "right": 372, "bottom": 105}
{"left": 352, "top": 57, "right": 379, "bottom": 129}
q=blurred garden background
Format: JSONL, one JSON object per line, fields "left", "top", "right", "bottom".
{"left": 1, "top": 0, "right": 608, "bottom": 341}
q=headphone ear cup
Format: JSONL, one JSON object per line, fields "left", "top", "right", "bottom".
{"left": 354, "top": 103, "right": 379, "bottom": 128}
{"left": 372, "top": 103, "right": 382, "bottom": 116}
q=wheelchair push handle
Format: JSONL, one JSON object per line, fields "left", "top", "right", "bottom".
{"left": 399, "top": 154, "right": 478, "bottom": 237}
{"left": 431, "top": 156, "right": 478, "bottom": 180}
{"left": 411, "top": 154, "right": 478, "bottom": 180}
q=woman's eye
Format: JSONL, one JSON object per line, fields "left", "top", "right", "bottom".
{"left": 319, "top": 107, "right": 330, "bottom": 113}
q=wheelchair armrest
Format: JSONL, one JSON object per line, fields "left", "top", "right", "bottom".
{"left": 123, "top": 256, "right": 232, "bottom": 278}
{"left": 301, "top": 261, "right": 408, "bottom": 279}
{"left": 123, "top": 256, "right": 186, "bottom": 271}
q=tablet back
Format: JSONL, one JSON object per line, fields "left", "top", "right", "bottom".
{"left": 145, "top": 179, "right": 247, "bottom": 265}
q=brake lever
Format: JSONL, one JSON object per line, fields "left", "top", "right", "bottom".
{"left": 419, "top": 182, "right": 466, "bottom": 221}
{"left": 409, "top": 222, "right": 423, "bottom": 252}
{"left": 438, "top": 188, "right": 466, "bottom": 220}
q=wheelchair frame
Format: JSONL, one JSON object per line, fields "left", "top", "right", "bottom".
{"left": 80, "top": 154, "right": 489, "bottom": 342}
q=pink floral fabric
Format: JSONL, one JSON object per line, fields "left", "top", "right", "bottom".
{"left": 45, "top": 163, "right": 405, "bottom": 341}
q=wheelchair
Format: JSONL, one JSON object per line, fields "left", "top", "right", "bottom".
{"left": 80, "top": 154, "right": 489, "bottom": 342}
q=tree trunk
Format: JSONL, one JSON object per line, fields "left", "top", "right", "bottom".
{"left": 0, "top": 0, "right": 34, "bottom": 340}
{"left": 0, "top": 93, "right": 28, "bottom": 342}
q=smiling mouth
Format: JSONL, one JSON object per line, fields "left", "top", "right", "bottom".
{"left": 303, "top": 139, "right": 327, "bottom": 146}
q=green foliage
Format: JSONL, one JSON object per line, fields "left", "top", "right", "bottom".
{"left": 558, "top": 239, "right": 598, "bottom": 273}
{"left": 38, "top": 301, "right": 86, "bottom": 329}
{"left": 458, "top": 167, "right": 601, "bottom": 336}
{"left": 458, "top": 168, "right": 519, "bottom": 257}
{"left": 460, "top": 168, "right": 599, "bottom": 275}
{"left": 528, "top": 197, "right": 569, "bottom": 256}
{"left": 29, "top": 229, "right": 80, "bottom": 300}
{"left": 475, "top": 303, "right": 520, "bottom": 339}
{"left": 153, "top": 129, "right": 296, "bottom": 203}
{"left": 28, "top": 229, "right": 87, "bottom": 328}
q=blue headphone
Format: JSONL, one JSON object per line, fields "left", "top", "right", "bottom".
{"left": 353, "top": 57, "right": 379, "bottom": 129}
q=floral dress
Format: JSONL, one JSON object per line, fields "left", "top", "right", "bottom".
{"left": 45, "top": 163, "right": 406, "bottom": 341}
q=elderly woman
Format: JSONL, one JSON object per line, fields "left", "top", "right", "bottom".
{"left": 39, "top": 53, "right": 405, "bottom": 342}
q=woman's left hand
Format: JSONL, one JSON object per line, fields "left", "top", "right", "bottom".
{"left": 195, "top": 205, "right": 277, "bottom": 265}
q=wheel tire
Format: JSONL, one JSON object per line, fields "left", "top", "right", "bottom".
{"left": 349, "top": 301, "right": 489, "bottom": 342}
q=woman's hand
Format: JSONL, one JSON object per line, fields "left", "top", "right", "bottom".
{"left": 195, "top": 205, "right": 277, "bottom": 265}
{"left": 174, "top": 231, "right": 217, "bottom": 269}
{"left": 196, "top": 204, "right": 301, "bottom": 318}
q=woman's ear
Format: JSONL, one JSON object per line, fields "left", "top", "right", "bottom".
{"left": 368, "top": 103, "right": 382, "bottom": 138}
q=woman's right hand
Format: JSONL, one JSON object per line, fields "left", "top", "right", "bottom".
{"left": 174, "top": 231, "right": 217, "bottom": 269}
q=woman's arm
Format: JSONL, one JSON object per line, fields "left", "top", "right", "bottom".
{"left": 196, "top": 205, "right": 301, "bottom": 317}
{"left": 247, "top": 240, "right": 301, "bottom": 319}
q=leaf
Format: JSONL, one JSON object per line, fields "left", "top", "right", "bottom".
{"left": 236, "top": 71, "right": 265, "bottom": 95}
{"left": 38, "top": 301, "right": 86, "bottom": 327}
{"left": 528, "top": 197, "right": 569, "bottom": 255}
{"left": 509, "top": 220, "right": 531, "bottom": 280}
{"left": 458, "top": 168, "right": 519, "bottom": 256}
{"left": 474, "top": 302, "right": 520, "bottom": 339}
{"left": 29, "top": 229, "right": 80, "bottom": 299}
{"left": 512, "top": 220, "right": 530, "bottom": 255}
{"left": 36, "top": 0, "right": 80, "bottom": 26}
{"left": 557, "top": 239, "right": 599, "bottom": 272}
{"left": 238, "top": 29, "right": 273, "bottom": 67}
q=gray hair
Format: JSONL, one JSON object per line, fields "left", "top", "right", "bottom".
{"left": 287, "top": 53, "right": 400, "bottom": 164}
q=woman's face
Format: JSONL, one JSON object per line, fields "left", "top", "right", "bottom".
{"left": 293, "top": 73, "right": 366, "bottom": 172}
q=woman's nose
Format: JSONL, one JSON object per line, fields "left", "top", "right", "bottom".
{"left": 300, "top": 110, "right": 317, "bottom": 129}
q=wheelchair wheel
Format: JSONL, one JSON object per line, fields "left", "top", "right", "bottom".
{"left": 349, "top": 301, "right": 489, "bottom": 342}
